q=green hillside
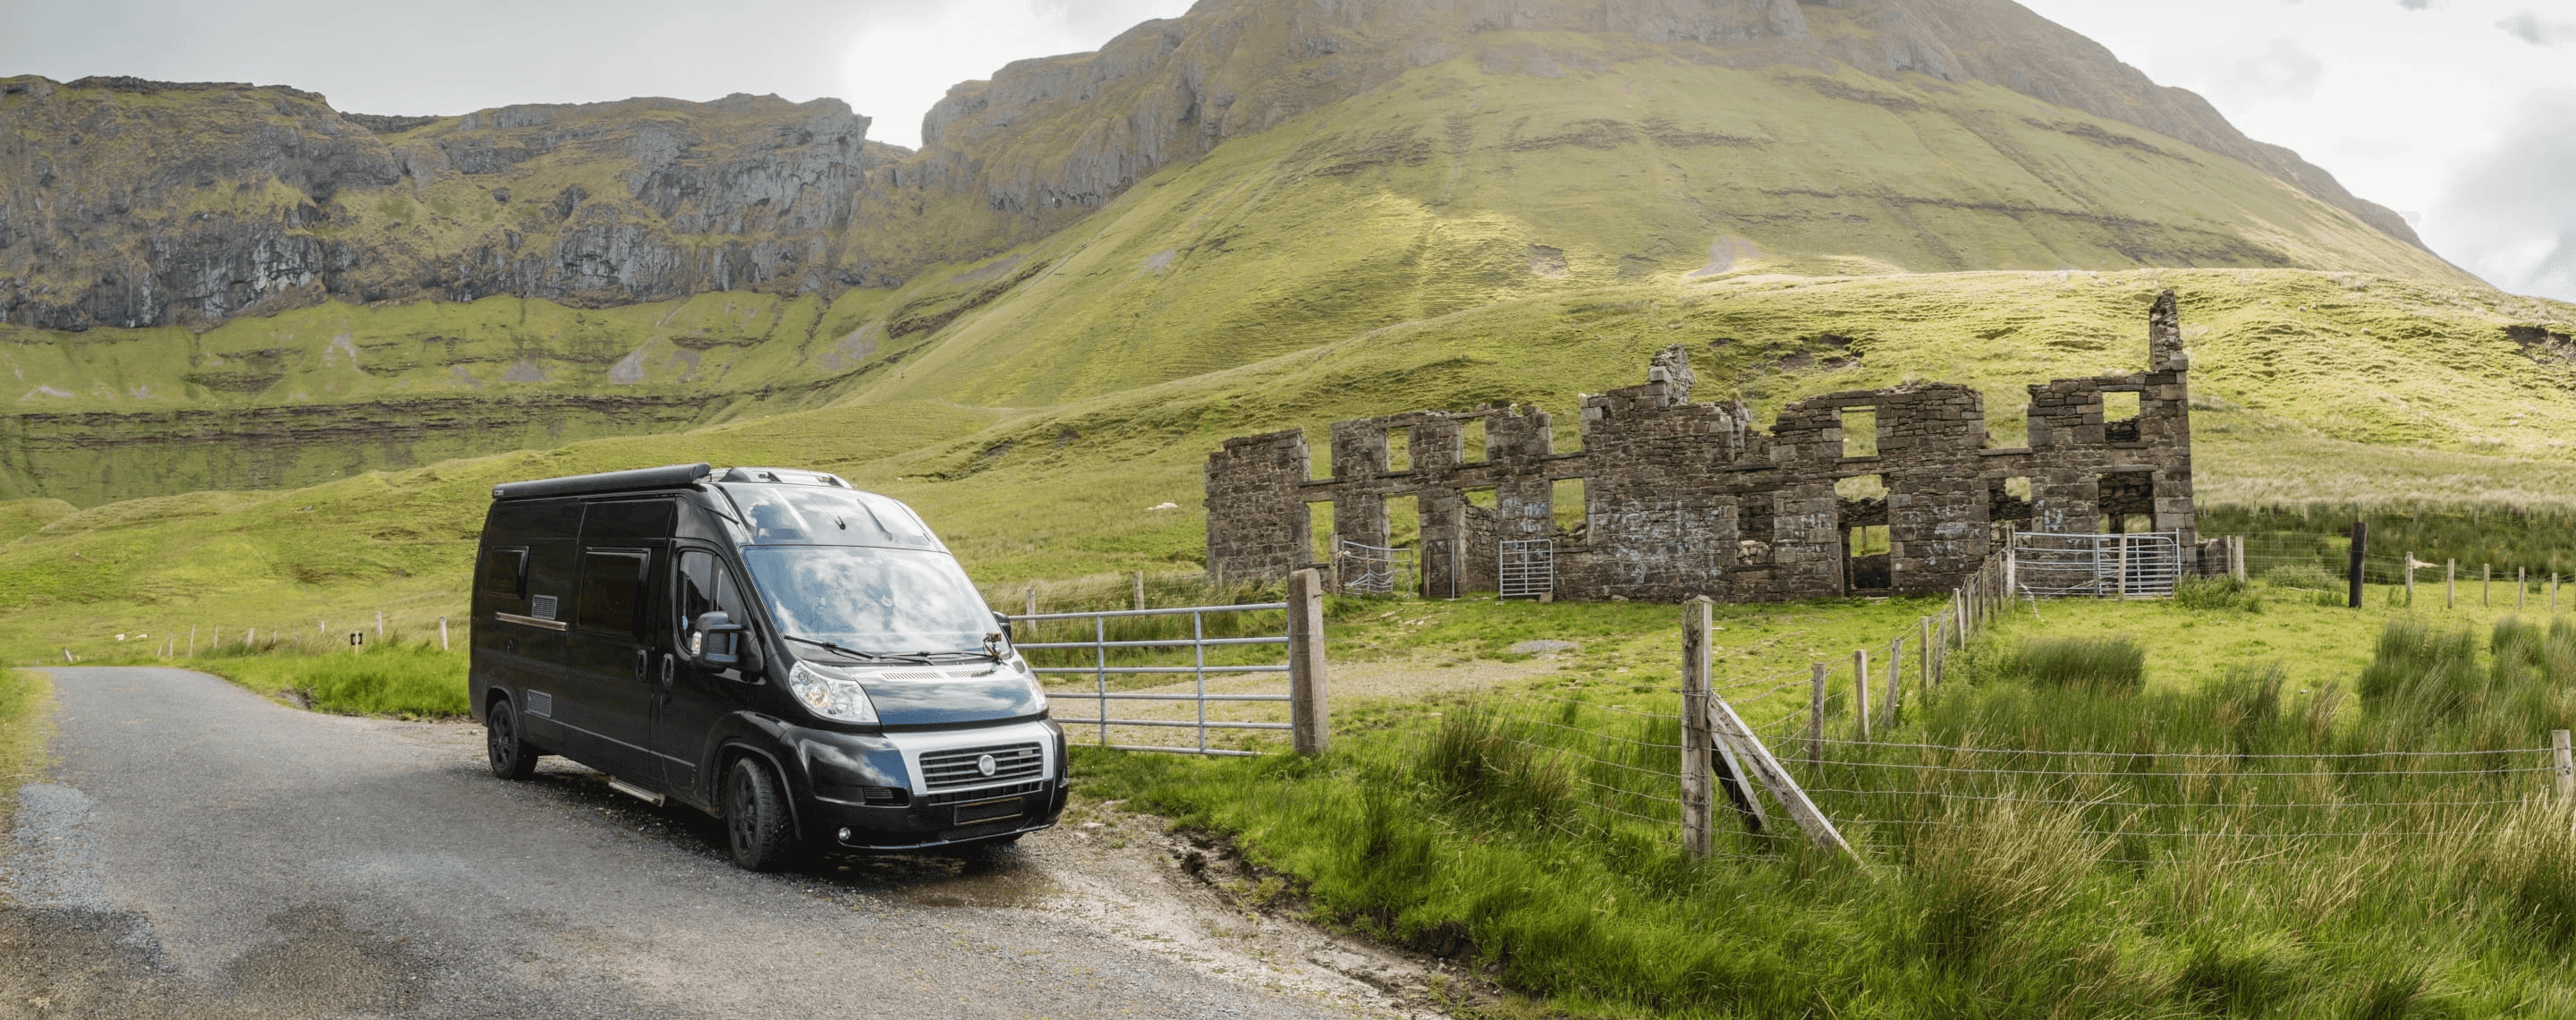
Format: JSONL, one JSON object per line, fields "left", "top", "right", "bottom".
{"left": 6, "top": 265, "right": 2572, "bottom": 662}
{"left": 3, "top": 46, "right": 2482, "bottom": 506}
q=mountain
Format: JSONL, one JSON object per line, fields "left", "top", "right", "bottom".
{"left": 0, "top": 0, "right": 2510, "bottom": 509}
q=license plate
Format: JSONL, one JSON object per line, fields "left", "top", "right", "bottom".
{"left": 953, "top": 797, "right": 1022, "bottom": 825}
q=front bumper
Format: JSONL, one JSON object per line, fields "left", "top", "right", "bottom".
{"left": 791, "top": 718, "right": 1069, "bottom": 850}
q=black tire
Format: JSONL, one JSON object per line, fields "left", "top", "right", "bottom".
{"left": 724, "top": 757, "right": 799, "bottom": 871}
{"left": 486, "top": 697, "right": 540, "bottom": 780}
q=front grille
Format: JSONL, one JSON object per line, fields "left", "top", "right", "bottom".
{"left": 919, "top": 742, "right": 1045, "bottom": 790}
{"left": 923, "top": 779, "right": 1048, "bottom": 805}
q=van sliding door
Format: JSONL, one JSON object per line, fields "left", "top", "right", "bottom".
{"left": 560, "top": 498, "right": 675, "bottom": 784}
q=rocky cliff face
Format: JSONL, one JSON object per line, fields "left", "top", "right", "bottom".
{"left": 1, "top": 0, "right": 2438, "bottom": 334}
{"left": 0, "top": 77, "right": 869, "bottom": 331}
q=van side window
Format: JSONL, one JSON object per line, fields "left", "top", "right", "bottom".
{"left": 578, "top": 550, "right": 652, "bottom": 637}
{"left": 479, "top": 548, "right": 527, "bottom": 598}
{"left": 676, "top": 550, "right": 747, "bottom": 635}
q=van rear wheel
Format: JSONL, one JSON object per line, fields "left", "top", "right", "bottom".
{"left": 724, "top": 757, "right": 797, "bottom": 871}
{"left": 486, "top": 697, "right": 540, "bottom": 780}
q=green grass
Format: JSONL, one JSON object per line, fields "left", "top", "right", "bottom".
{"left": 1072, "top": 600, "right": 2576, "bottom": 1018}
{"left": 184, "top": 642, "right": 469, "bottom": 719}
{"left": 0, "top": 669, "right": 55, "bottom": 835}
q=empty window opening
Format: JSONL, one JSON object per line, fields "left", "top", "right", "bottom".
{"left": 1387, "top": 427, "right": 1412, "bottom": 472}
{"left": 1986, "top": 412, "right": 2029, "bottom": 449}
{"left": 1463, "top": 486, "right": 1498, "bottom": 510}
{"left": 1840, "top": 407, "right": 1879, "bottom": 458}
{"left": 1552, "top": 479, "right": 1588, "bottom": 540}
{"left": 1737, "top": 494, "right": 1775, "bottom": 565}
{"left": 1838, "top": 473, "right": 1891, "bottom": 591}
{"left": 2097, "top": 471, "right": 2156, "bottom": 533}
{"left": 1989, "top": 476, "right": 2034, "bottom": 523}
{"left": 1386, "top": 494, "right": 1421, "bottom": 551}
{"left": 1461, "top": 417, "right": 1487, "bottom": 463}
{"left": 1552, "top": 415, "right": 1583, "bottom": 455}
{"left": 1308, "top": 501, "right": 1335, "bottom": 565}
{"left": 2103, "top": 391, "right": 2141, "bottom": 443}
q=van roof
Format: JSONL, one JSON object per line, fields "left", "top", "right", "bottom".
{"left": 488, "top": 463, "right": 861, "bottom": 502}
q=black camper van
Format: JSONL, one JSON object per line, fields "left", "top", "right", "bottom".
{"left": 468, "top": 463, "right": 1065, "bottom": 870}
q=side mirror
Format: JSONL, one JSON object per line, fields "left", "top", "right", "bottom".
{"left": 991, "top": 610, "right": 1015, "bottom": 643}
{"left": 691, "top": 611, "right": 753, "bottom": 671}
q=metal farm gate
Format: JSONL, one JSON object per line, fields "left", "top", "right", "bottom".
{"left": 1009, "top": 603, "right": 1292, "bottom": 757}
{"left": 1499, "top": 539, "right": 1555, "bottom": 599}
{"left": 1335, "top": 538, "right": 1414, "bottom": 596}
{"left": 2014, "top": 531, "right": 2183, "bottom": 599}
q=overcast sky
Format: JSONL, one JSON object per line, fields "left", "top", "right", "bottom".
{"left": 0, "top": 0, "right": 2568, "bottom": 301}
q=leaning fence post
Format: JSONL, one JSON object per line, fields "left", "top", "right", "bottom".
{"left": 1287, "top": 568, "right": 1329, "bottom": 754}
{"left": 2555, "top": 730, "right": 2572, "bottom": 802}
{"left": 1806, "top": 662, "right": 1826, "bottom": 768}
{"left": 1852, "top": 649, "right": 1871, "bottom": 741}
{"left": 1705, "top": 689, "right": 1855, "bottom": 858}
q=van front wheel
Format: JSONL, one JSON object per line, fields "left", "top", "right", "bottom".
{"left": 486, "top": 698, "right": 540, "bottom": 780}
{"left": 724, "top": 757, "right": 797, "bottom": 871}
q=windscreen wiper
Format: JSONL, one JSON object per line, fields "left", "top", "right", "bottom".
{"left": 781, "top": 634, "right": 934, "bottom": 665}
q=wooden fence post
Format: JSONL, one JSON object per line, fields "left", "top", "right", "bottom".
{"left": 1806, "top": 662, "right": 1826, "bottom": 768}
{"left": 2555, "top": 574, "right": 2562, "bottom": 615}
{"left": 2405, "top": 550, "right": 2416, "bottom": 606}
{"left": 2448, "top": 560, "right": 2457, "bottom": 610}
{"left": 1025, "top": 585, "right": 1038, "bottom": 618}
{"left": 1287, "top": 568, "right": 1330, "bottom": 754}
{"left": 2347, "top": 520, "right": 2366, "bottom": 609}
{"left": 188, "top": 626, "right": 196, "bottom": 657}
{"left": 2232, "top": 536, "right": 2246, "bottom": 582}
{"left": 1919, "top": 616, "right": 1932, "bottom": 695}
{"left": 2485, "top": 564, "right": 2493, "bottom": 608}
{"left": 2555, "top": 730, "right": 2572, "bottom": 802}
{"left": 1883, "top": 637, "right": 1903, "bottom": 727}
{"left": 2520, "top": 567, "right": 2528, "bottom": 611}
{"left": 1852, "top": 649, "right": 1871, "bottom": 741}
{"left": 1681, "top": 599, "right": 1714, "bottom": 857}
{"left": 1133, "top": 571, "right": 1148, "bottom": 611}
{"left": 439, "top": 617, "right": 450, "bottom": 651}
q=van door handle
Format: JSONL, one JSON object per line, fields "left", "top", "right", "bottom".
{"left": 634, "top": 648, "right": 649, "bottom": 681}
{"left": 659, "top": 653, "right": 675, "bottom": 687}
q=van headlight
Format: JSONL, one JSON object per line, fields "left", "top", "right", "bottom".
{"left": 789, "top": 660, "right": 880, "bottom": 725}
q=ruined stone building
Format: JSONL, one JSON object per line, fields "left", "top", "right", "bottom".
{"left": 1204, "top": 291, "right": 2199, "bottom": 602}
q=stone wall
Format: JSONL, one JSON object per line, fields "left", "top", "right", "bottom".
{"left": 1205, "top": 291, "right": 2199, "bottom": 603}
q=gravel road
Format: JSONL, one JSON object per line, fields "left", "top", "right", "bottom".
{"left": 0, "top": 667, "right": 1427, "bottom": 1019}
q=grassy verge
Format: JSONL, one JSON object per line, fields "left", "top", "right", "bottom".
{"left": 0, "top": 669, "right": 56, "bottom": 837}
{"left": 182, "top": 642, "right": 468, "bottom": 719}
{"left": 1072, "top": 591, "right": 2576, "bottom": 1018}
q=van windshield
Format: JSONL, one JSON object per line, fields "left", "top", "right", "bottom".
{"left": 739, "top": 546, "right": 993, "bottom": 657}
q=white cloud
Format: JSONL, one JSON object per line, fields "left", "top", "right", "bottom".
{"left": 2426, "top": 90, "right": 2576, "bottom": 300}
{"left": 838, "top": 0, "right": 1192, "bottom": 149}
{"left": 2496, "top": 10, "right": 2576, "bottom": 46}
{"left": 2021, "top": 0, "right": 2576, "bottom": 299}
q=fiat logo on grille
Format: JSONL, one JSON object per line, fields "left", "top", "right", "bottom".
{"left": 976, "top": 753, "right": 997, "bottom": 777}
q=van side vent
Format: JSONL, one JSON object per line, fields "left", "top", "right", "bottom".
{"left": 527, "top": 690, "right": 555, "bottom": 717}
{"left": 530, "top": 594, "right": 559, "bottom": 620}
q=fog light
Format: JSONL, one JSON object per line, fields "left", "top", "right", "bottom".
{"left": 837, "top": 827, "right": 852, "bottom": 841}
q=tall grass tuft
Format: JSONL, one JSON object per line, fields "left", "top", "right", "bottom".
{"left": 2174, "top": 574, "right": 2264, "bottom": 612}
{"left": 2001, "top": 635, "right": 2147, "bottom": 693}
{"left": 203, "top": 642, "right": 468, "bottom": 718}
{"left": 1420, "top": 705, "right": 1574, "bottom": 828}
